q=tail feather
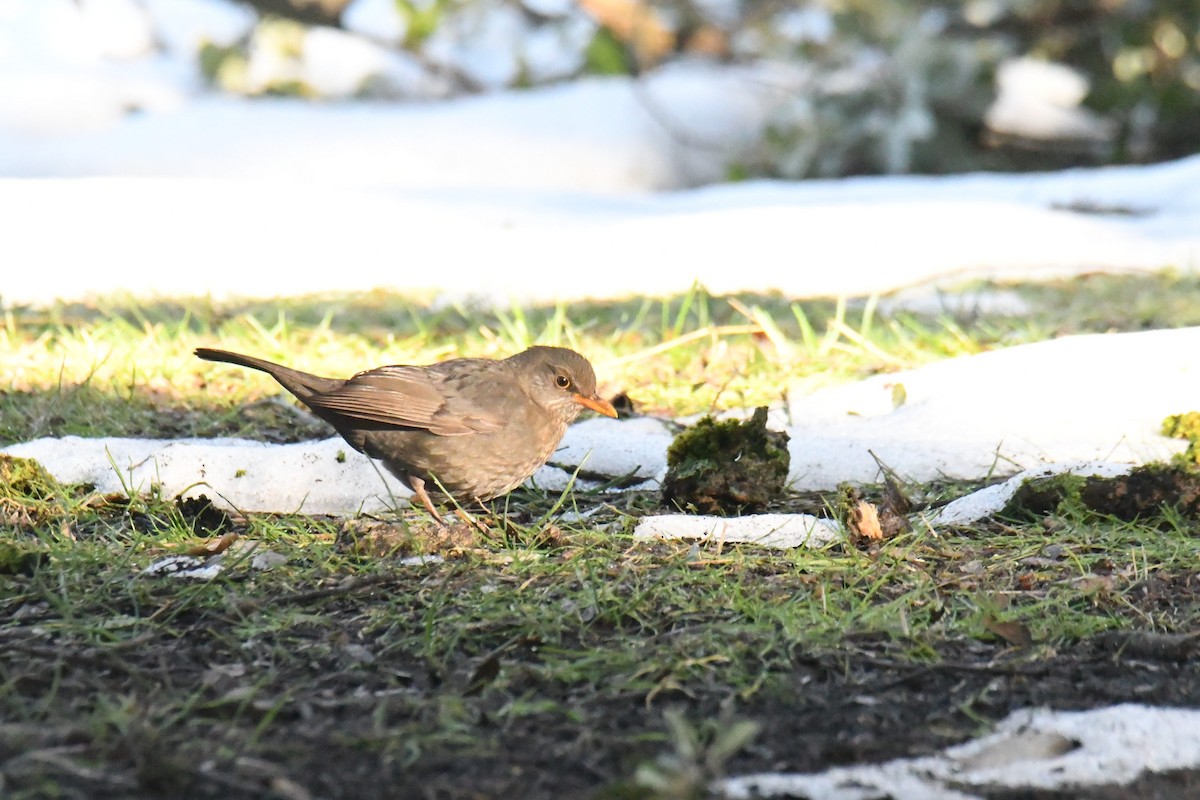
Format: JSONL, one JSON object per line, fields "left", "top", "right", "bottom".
{"left": 194, "top": 348, "right": 344, "bottom": 399}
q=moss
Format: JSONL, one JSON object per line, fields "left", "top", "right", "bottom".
{"left": 1003, "top": 463, "right": 1200, "bottom": 522}
{"left": 1001, "top": 473, "right": 1087, "bottom": 520}
{"left": 0, "top": 454, "right": 61, "bottom": 504}
{"left": 1080, "top": 463, "right": 1200, "bottom": 520}
{"left": 0, "top": 454, "right": 75, "bottom": 528}
{"left": 834, "top": 484, "right": 860, "bottom": 524}
{"left": 0, "top": 540, "right": 47, "bottom": 575}
{"left": 0, "top": 458, "right": 57, "bottom": 571}
{"left": 1162, "top": 411, "right": 1200, "bottom": 468}
{"left": 661, "top": 407, "right": 790, "bottom": 515}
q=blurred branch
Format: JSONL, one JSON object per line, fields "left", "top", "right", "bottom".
{"left": 235, "top": 0, "right": 351, "bottom": 27}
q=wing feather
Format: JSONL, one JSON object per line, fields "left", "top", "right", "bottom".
{"left": 302, "top": 365, "right": 504, "bottom": 436}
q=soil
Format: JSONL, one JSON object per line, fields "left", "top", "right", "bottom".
{"left": 4, "top": 477, "right": 1200, "bottom": 799}
{"left": 4, "top": 590, "right": 1200, "bottom": 800}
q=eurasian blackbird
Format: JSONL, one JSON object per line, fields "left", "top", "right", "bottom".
{"left": 195, "top": 345, "right": 617, "bottom": 520}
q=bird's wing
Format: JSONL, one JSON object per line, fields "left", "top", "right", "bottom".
{"left": 301, "top": 365, "right": 505, "bottom": 436}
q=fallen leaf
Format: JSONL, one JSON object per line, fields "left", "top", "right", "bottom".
{"left": 463, "top": 653, "right": 501, "bottom": 697}
{"left": 983, "top": 615, "right": 1033, "bottom": 649}
{"left": 956, "top": 729, "right": 1077, "bottom": 769}
{"left": 185, "top": 531, "right": 239, "bottom": 557}
{"left": 848, "top": 499, "right": 884, "bottom": 545}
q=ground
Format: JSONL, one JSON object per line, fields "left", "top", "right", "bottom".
{"left": 4, "top": 279, "right": 1200, "bottom": 799}
{"left": 3, "top": 482, "right": 1200, "bottom": 799}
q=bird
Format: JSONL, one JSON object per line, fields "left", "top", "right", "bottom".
{"left": 194, "top": 345, "right": 618, "bottom": 522}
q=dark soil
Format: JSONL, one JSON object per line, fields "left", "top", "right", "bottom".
{"left": 1004, "top": 463, "right": 1200, "bottom": 522}
{"left": 3, "top": 476, "right": 1200, "bottom": 799}
{"left": 4, "top": 584, "right": 1200, "bottom": 800}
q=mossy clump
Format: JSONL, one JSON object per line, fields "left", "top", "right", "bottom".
{"left": 661, "top": 407, "right": 790, "bottom": 515}
{"left": 0, "top": 454, "right": 75, "bottom": 528}
{"left": 1079, "top": 463, "right": 1200, "bottom": 520}
{"left": 0, "top": 540, "right": 47, "bottom": 575}
{"left": 0, "top": 454, "right": 61, "bottom": 503}
{"left": 1162, "top": 411, "right": 1200, "bottom": 468}
{"left": 1002, "top": 463, "right": 1200, "bottom": 522}
{"left": 1000, "top": 473, "right": 1087, "bottom": 520}
{"left": 174, "top": 495, "right": 235, "bottom": 537}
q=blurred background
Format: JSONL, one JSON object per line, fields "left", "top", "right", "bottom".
{"left": 4, "top": 0, "right": 1200, "bottom": 189}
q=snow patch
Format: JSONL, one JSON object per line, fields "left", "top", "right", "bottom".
{"left": 634, "top": 514, "right": 842, "bottom": 549}
{"left": 3, "top": 327, "right": 1195, "bottom": 514}
{"left": 723, "top": 704, "right": 1200, "bottom": 799}
{"left": 930, "top": 461, "right": 1134, "bottom": 527}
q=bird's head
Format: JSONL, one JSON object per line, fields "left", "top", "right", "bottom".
{"left": 511, "top": 346, "right": 618, "bottom": 422}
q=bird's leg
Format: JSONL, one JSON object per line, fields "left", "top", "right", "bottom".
{"left": 408, "top": 476, "right": 445, "bottom": 525}
{"left": 410, "top": 476, "right": 489, "bottom": 533}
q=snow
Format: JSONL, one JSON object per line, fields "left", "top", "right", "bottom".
{"left": 0, "top": 62, "right": 782, "bottom": 189}
{"left": 930, "top": 462, "right": 1134, "bottom": 527}
{"left": 2, "top": 0, "right": 1199, "bottom": 307}
{"left": 1, "top": 436, "right": 412, "bottom": 516}
{"left": 2, "top": 0, "right": 1197, "bottom": 513}
{"left": 759, "top": 6, "right": 835, "bottom": 47}
{"left": 545, "top": 416, "right": 671, "bottom": 486}
{"left": 3, "top": 78, "right": 1200, "bottom": 305}
{"left": 141, "top": 554, "right": 225, "bottom": 580}
{"left": 785, "top": 325, "right": 1197, "bottom": 489}
{"left": 3, "top": 157, "right": 1200, "bottom": 306}
{"left": 519, "top": 0, "right": 573, "bottom": 15}
{"left": 0, "top": 0, "right": 219, "bottom": 134}
{"left": 520, "top": 12, "right": 595, "bottom": 82}
{"left": 3, "top": 0, "right": 1199, "bottom": 779}
{"left": 987, "top": 57, "right": 1113, "bottom": 142}
{"left": 0, "top": 420, "right": 664, "bottom": 516}
{"left": 723, "top": 704, "right": 1200, "bottom": 799}
{"left": 5, "top": 327, "right": 1193, "bottom": 517}
{"left": 141, "top": 0, "right": 255, "bottom": 56}
{"left": 424, "top": 2, "right": 529, "bottom": 89}
{"left": 300, "top": 26, "right": 435, "bottom": 98}
{"left": 634, "top": 514, "right": 842, "bottom": 549}
{"left": 0, "top": 0, "right": 152, "bottom": 65}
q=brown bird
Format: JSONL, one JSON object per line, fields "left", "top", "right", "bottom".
{"left": 195, "top": 345, "right": 618, "bottom": 522}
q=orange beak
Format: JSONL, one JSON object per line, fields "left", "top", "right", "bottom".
{"left": 572, "top": 393, "right": 618, "bottom": 418}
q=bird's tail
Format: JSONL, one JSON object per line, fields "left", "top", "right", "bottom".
{"left": 194, "top": 348, "right": 344, "bottom": 399}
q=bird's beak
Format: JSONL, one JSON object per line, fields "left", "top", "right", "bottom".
{"left": 572, "top": 393, "right": 618, "bottom": 418}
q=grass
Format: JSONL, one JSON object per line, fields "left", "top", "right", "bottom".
{"left": 1, "top": 281, "right": 1025, "bottom": 441}
{"left": 2, "top": 272, "right": 1200, "bottom": 798}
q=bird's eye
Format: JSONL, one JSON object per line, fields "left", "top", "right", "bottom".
{"left": 555, "top": 375, "right": 572, "bottom": 389}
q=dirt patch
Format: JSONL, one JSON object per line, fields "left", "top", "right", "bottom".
{"left": 983, "top": 769, "right": 1200, "bottom": 799}
{"left": 4, "top": 471, "right": 1200, "bottom": 798}
{"left": 4, "top": 574, "right": 1200, "bottom": 799}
